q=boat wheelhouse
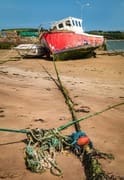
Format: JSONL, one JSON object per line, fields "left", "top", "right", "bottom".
{"left": 51, "top": 17, "right": 84, "bottom": 34}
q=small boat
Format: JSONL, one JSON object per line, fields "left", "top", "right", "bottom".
{"left": 40, "top": 17, "right": 105, "bottom": 60}
{"left": 14, "top": 44, "right": 45, "bottom": 58}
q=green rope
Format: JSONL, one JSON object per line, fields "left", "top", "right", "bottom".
{"left": 25, "top": 128, "right": 70, "bottom": 176}
{"left": 58, "top": 101, "right": 124, "bottom": 131}
{"left": 42, "top": 61, "right": 80, "bottom": 131}
{"left": 0, "top": 128, "right": 28, "bottom": 134}
{"left": 53, "top": 60, "right": 81, "bottom": 131}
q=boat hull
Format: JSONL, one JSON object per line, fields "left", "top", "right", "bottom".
{"left": 40, "top": 31, "right": 104, "bottom": 60}
{"left": 53, "top": 45, "right": 97, "bottom": 60}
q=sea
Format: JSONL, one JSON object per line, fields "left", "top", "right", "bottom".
{"left": 106, "top": 40, "right": 124, "bottom": 52}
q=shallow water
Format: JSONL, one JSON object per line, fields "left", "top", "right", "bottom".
{"left": 106, "top": 40, "right": 124, "bottom": 52}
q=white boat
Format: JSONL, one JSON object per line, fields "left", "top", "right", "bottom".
{"left": 14, "top": 44, "right": 45, "bottom": 58}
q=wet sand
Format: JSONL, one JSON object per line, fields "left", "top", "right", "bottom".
{"left": 0, "top": 50, "right": 124, "bottom": 179}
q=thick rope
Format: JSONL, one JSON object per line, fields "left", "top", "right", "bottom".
{"left": 52, "top": 60, "right": 81, "bottom": 131}
{"left": 58, "top": 102, "right": 124, "bottom": 131}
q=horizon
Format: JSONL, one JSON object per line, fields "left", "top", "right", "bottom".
{"left": 0, "top": 0, "right": 124, "bottom": 31}
{"left": 1, "top": 27, "right": 124, "bottom": 33}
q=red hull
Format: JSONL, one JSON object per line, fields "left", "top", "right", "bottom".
{"left": 40, "top": 31, "right": 104, "bottom": 53}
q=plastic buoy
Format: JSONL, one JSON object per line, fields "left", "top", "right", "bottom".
{"left": 77, "top": 136, "right": 89, "bottom": 146}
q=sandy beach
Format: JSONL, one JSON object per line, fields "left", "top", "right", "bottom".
{"left": 0, "top": 49, "right": 124, "bottom": 180}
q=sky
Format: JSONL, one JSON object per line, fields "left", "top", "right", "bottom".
{"left": 0, "top": 0, "right": 124, "bottom": 31}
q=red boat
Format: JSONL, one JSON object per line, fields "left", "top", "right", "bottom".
{"left": 40, "top": 17, "right": 104, "bottom": 60}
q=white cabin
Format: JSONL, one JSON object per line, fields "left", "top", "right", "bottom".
{"left": 51, "top": 17, "right": 84, "bottom": 34}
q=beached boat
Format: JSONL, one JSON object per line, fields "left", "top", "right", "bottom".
{"left": 40, "top": 17, "right": 105, "bottom": 60}
{"left": 14, "top": 44, "right": 45, "bottom": 58}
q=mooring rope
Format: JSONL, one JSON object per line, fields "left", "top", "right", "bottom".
{"left": 58, "top": 101, "right": 124, "bottom": 131}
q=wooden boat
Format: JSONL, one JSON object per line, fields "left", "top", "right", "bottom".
{"left": 40, "top": 17, "right": 105, "bottom": 60}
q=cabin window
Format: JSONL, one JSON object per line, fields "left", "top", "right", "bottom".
{"left": 58, "top": 23, "right": 64, "bottom": 28}
{"left": 65, "top": 20, "right": 71, "bottom": 26}
{"left": 78, "top": 21, "right": 81, "bottom": 27}
{"left": 72, "top": 20, "right": 75, "bottom": 26}
{"left": 75, "top": 21, "right": 78, "bottom": 26}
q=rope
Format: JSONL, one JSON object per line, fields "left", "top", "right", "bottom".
{"left": 0, "top": 122, "right": 123, "bottom": 178}
{"left": 25, "top": 128, "right": 73, "bottom": 176}
{"left": 25, "top": 128, "right": 118, "bottom": 179}
{"left": 58, "top": 101, "right": 124, "bottom": 131}
{"left": 0, "top": 128, "right": 28, "bottom": 134}
{"left": 53, "top": 60, "right": 81, "bottom": 132}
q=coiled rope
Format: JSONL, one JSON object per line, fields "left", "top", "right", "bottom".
{"left": 0, "top": 101, "right": 123, "bottom": 178}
